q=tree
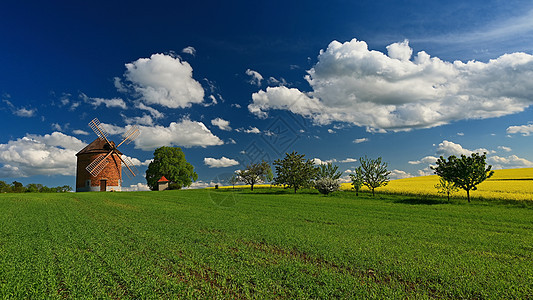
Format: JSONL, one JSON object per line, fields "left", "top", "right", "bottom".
{"left": 146, "top": 147, "right": 198, "bottom": 191}
{"left": 359, "top": 156, "right": 391, "bottom": 196}
{"left": 12, "top": 181, "right": 25, "bottom": 193}
{"left": 315, "top": 163, "right": 342, "bottom": 180}
{"left": 230, "top": 174, "right": 240, "bottom": 189}
{"left": 434, "top": 177, "right": 459, "bottom": 201}
{"left": 0, "top": 181, "right": 11, "bottom": 193}
{"left": 349, "top": 166, "right": 364, "bottom": 196}
{"left": 432, "top": 153, "right": 494, "bottom": 202}
{"left": 273, "top": 151, "right": 317, "bottom": 193}
{"left": 236, "top": 160, "right": 271, "bottom": 191}
{"left": 315, "top": 178, "right": 339, "bottom": 195}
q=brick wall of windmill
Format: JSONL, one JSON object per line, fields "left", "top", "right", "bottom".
{"left": 76, "top": 153, "right": 122, "bottom": 192}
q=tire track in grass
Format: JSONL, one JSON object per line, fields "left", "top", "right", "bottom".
{"left": 237, "top": 239, "right": 442, "bottom": 298}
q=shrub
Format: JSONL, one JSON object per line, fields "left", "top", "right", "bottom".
{"left": 315, "top": 178, "right": 340, "bottom": 195}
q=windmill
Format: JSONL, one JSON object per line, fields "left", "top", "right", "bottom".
{"left": 75, "top": 118, "right": 140, "bottom": 192}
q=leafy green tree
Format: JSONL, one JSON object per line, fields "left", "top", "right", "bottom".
{"left": 315, "top": 163, "right": 342, "bottom": 180}
{"left": 25, "top": 183, "right": 41, "bottom": 193}
{"left": 12, "top": 181, "right": 25, "bottom": 193}
{"left": 432, "top": 153, "right": 494, "bottom": 202}
{"left": 0, "top": 181, "right": 11, "bottom": 193}
{"left": 236, "top": 160, "right": 271, "bottom": 191}
{"left": 273, "top": 151, "right": 317, "bottom": 193}
{"left": 146, "top": 147, "right": 198, "bottom": 191}
{"left": 349, "top": 166, "right": 364, "bottom": 196}
{"left": 434, "top": 177, "right": 459, "bottom": 201}
{"left": 359, "top": 156, "right": 391, "bottom": 197}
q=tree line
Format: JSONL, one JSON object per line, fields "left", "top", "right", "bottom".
{"left": 144, "top": 146, "right": 494, "bottom": 202}
{"left": 0, "top": 181, "right": 72, "bottom": 193}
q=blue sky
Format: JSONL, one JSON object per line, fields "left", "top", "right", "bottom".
{"left": 1, "top": 0, "right": 532, "bottom": 190}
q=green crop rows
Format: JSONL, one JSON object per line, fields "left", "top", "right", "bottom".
{"left": 0, "top": 189, "right": 532, "bottom": 298}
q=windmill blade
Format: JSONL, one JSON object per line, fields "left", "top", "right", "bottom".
{"left": 86, "top": 151, "right": 113, "bottom": 177}
{"left": 116, "top": 126, "right": 140, "bottom": 148}
{"left": 88, "top": 118, "right": 112, "bottom": 145}
{"left": 118, "top": 155, "right": 138, "bottom": 178}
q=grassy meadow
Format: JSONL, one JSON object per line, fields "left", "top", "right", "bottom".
{"left": 1, "top": 188, "right": 532, "bottom": 299}
{"left": 341, "top": 168, "right": 533, "bottom": 201}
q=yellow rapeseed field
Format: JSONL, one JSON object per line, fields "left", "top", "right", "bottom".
{"left": 341, "top": 168, "right": 533, "bottom": 201}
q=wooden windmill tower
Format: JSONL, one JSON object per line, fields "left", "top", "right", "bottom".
{"left": 76, "top": 118, "right": 140, "bottom": 192}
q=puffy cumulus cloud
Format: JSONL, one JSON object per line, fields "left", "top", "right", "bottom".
{"left": 410, "top": 140, "right": 532, "bottom": 176}
{"left": 132, "top": 119, "right": 223, "bottom": 151}
{"left": 122, "top": 183, "right": 151, "bottom": 191}
{"left": 436, "top": 140, "right": 490, "bottom": 157}
{"left": 389, "top": 169, "right": 414, "bottom": 180}
{"left": 135, "top": 102, "right": 164, "bottom": 119}
{"left": 249, "top": 38, "right": 533, "bottom": 131}
{"left": 506, "top": 124, "right": 533, "bottom": 136}
{"left": 182, "top": 46, "right": 196, "bottom": 56}
{"left": 488, "top": 155, "right": 533, "bottom": 169}
{"left": 0, "top": 132, "right": 86, "bottom": 177}
{"left": 211, "top": 118, "right": 231, "bottom": 131}
{"left": 124, "top": 53, "right": 204, "bottom": 108}
{"left": 204, "top": 157, "right": 239, "bottom": 168}
{"left": 245, "top": 69, "right": 263, "bottom": 86}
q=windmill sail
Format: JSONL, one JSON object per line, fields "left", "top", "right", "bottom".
{"left": 119, "top": 155, "right": 139, "bottom": 178}
{"left": 86, "top": 152, "right": 112, "bottom": 177}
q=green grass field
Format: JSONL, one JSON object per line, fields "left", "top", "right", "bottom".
{"left": 1, "top": 189, "right": 532, "bottom": 299}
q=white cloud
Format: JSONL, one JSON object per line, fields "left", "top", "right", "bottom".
{"left": 72, "top": 129, "right": 90, "bottom": 135}
{"left": 313, "top": 158, "right": 337, "bottom": 165}
{"left": 0, "top": 132, "right": 86, "bottom": 177}
{"left": 135, "top": 102, "right": 164, "bottom": 119}
{"left": 182, "top": 46, "right": 196, "bottom": 56}
{"left": 81, "top": 93, "right": 127, "bottom": 109}
{"left": 457, "top": 132, "right": 464, "bottom": 136}
{"left": 497, "top": 146, "right": 512, "bottom": 152}
{"left": 353, "top": 138, "right": 368, "bottom": 144}
{"left": 245, "top": 69, "right": 263, "bottom": 86}
{"left": 340, "top": 158, "right": 357, "bottom": 163}
{"left": 132, "top": 119, "right": 223, "bottom": 151}
{"left": 211, "top": 118, "right": 231, "bottom": 131}
{"left": 436, "top": 140, "right": 490, "bottom": 157}
{"left": 386, "top": 40, "right": 413, "bottom": 61}
{"left": 204, "top": 157, "right": 239, "bottom": 168}
{"left": 389, "top": 169, "right": 414, "bottom": 180}
{"left": 506, "top": 124, "right": 533, "bottom": 136}
{"left": 124, "top": 53, "right": 204, "bottom": 108}
{"left": 14, "top": 107, "right": 37, "bottom": 117}
{"left": 488, "top": 155, "right": 533, "bottom": 169}
{"left": 122, "top": 183, "right": 151, "bottom": 191}
{"left": 327, "top": 129, "right": 336, "bottom": 134}
{"left": 236, "top": 126, "right": 261, "bottom": 134}
{"left": 249, "top": 38, "right": 533, "bottom": 132}
{"left": 122, "top": 155, "right": 152, "bottom": 167}
{"left": 408, "top": 156, "right": 438, "bottom": 165}
{"left": 123, "top": 114, "right": 154, "bottom": 126}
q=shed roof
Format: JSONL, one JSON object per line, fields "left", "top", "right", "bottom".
{"left": 158, "top": 176, "right": 170, "bottom": 182}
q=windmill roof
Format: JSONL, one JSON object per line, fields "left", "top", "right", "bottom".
{"left": 158, "top": 176, "right": 170, "bottom": 182}
{"left": 76, "top": 138, "right": 122, "bottom": 156}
